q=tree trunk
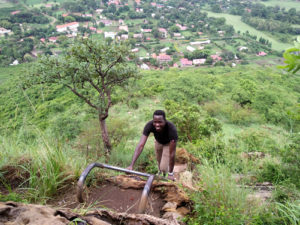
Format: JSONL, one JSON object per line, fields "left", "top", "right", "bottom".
{"left": 99, "top": 115, "right": 112, "bottom": 152}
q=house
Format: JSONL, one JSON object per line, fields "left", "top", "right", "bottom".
{"left": 157, "top": 53, "right": 172, "bottom": 63}
{"left": 96, "top": 9, "right": 103, "bottom": 14}
{"left": 0, "top": 27, "right": 12, "bottom": 36}
{"left": 97, "top": 29, "right": 103, "bottom": 34}
{"left": 180, "top": 58, "right": 193, "bottom": 67}
{"left": 120, "top": 34, "right": 128, "bottom": 40}
{"left": 131, "top": 48, "right": 139, "bottom": 53}
{"left": 173, "top": 33, "right": 181, "bottom": 37}
{"left": 119, "top": 25, "right": 128, "bottom": 32}
{"left": 173, "top": 63, "right": 179, "bottom": 68}
{"left": 141, "top": 28, "right": 152, "bottom": 33}
{"left": 151, "top": 2, "right": 156, "bottom": 6}
{"left": 238, "top": 46, "right": 248, "bottom": 51}
{"left": 10, "top": 11, "right": 20, "bottom": 15}
{"left": 40, "top": 38, "right": 45, "bottom": 43}
{"left": 98, "top": 19, "right": 113, "bottom": 26}
{"left": 152, "top": 53, "right": 157, "bottom": 59}
{"left": 176, "top": 24, "right": 187, "bottom": 31}
{"left": 89, "top": 27, "right": 97, "bottom": 32}
{"left": 211, "top": 55, "right": 222, "bottom": 61}
{"left": 62, "top": 13, "right": 69, "bottom": 17}
{"left": 257, "top": 51, "right": 267, "bottom": 56}
{"left": 10, "top": 59, "right": 19, "bottom": 66}
{"left": 49, "top": 36, "right": 58, "bottom": 43}
{"left": 186, "top": 46, "right": 196, "bottom": 52}
{"left": 56, "top": 22, "right": 79, "bottom": 33}
{"left": 190, "top": 40, "right": 211, "bottom": 45}
{"left": 135, "top": 0, "right": 141, "bottom": 4}
{"left": 140, "top": 63, "right": 150, "bottom": 70}
{"left": 45, "top": 4, "right": 52, "bottom": 8}
{"left": 119, "top": 19, "right": 125, "bottom": 25}
{"left": 218, "top": 30, "right": 225, "bottom": 36}
{"left": 158, "top": 28, "right": 167, "bottom": 38}
{"left": 82, "top": 14, "right": 93, "bottom": 17}
{"left": 193, "top": 59, "right": 206, "bottom": 65}
{"left": 104, "top": 32, "right": 116, "bottom": 39}
{"left": 160, "top": 47, "right": 169, "bottom": 53}
{"left": 133, "top": 33, "right": 143, "bottom": 39}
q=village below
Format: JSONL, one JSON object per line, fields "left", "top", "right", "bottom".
{"left": 1, "top": 0, "right": 298, "bottom": 68}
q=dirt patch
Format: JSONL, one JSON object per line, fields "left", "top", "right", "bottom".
{"left": 48, "top": 180, "right": 165, "bottom": 217}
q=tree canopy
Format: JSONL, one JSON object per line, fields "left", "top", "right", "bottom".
{"left": 25, "top": 38, "right": 138, "bottom": 150}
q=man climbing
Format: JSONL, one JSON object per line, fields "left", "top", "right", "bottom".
{"left": 127, "top": 110, "right": 178, "bottom": 181}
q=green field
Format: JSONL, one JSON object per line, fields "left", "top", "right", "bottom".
{"left": 204, "top": 11, "right": 293, "bottom": 51}
{"left": 259, "top": 0, "right": 300, "bottom": 11}
{"left": 0, "top": 0, "right": 13, "bottom": 8}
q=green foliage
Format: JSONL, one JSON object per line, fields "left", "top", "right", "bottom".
{"left": 164, "top": 100, "right": 222, "bottom": 142}
{"left": 279, "top": 37, "right": 300, "bottom": 74}
{"left": 185, "top": 164, "right": 261, "bottom": 225}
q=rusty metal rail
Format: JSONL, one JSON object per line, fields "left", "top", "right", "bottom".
{"left": 77, "top": 162, "right": 156, "bottom": 214}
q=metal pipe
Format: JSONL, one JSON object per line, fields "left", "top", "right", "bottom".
{"left": 77, "top": 162, "right": 152, "bottom": 203}
{"left": 137, "top": 175, "right": 155, "bottom": 214}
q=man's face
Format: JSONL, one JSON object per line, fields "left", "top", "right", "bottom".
{"left": 153, "top": 115, "right": 166, "bottom": 132}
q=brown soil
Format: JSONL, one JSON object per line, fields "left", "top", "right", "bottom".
{"left": 48, "top": 180, "right": 165, "bottom": 217}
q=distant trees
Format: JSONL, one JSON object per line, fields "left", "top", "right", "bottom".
{"left": 25, "top": 39, "right": 138, "bottom": 151}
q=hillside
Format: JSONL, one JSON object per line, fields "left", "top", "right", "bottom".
{"left": 0, "top": 62, "right": 299, "bottom": 224}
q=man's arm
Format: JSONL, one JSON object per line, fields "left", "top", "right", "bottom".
{"left": 127, "top": 135, "right": 148, "bottom": 170}
{"left": 168, "top": 140, "right": 176, "bottom": 172}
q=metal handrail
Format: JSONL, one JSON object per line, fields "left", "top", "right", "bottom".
{"left": 76, "top": 163, "right": 156, "bottom": 214}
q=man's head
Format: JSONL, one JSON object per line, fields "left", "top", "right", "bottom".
{"left": 153, "top": 110, "right": 166, "bottom": 132}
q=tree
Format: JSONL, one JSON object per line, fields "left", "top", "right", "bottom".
{"left": 25, "top": 38, "right": 138, "bottom": 151}
{"left": 279, "top": 37, "right": 300, "bottom": 74}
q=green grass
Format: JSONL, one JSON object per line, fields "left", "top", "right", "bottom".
{"left": 259, "top": 0, "right": 300, "bottom": 11}
{"left": 204, "top": 11, "right": 293, "bottom": 51}
{"left": 0, "top": 0, "right": 14, "bottom": 8}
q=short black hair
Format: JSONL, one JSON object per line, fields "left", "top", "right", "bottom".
{"left": 153, "top": 110, "right": 166, "bottom": 120}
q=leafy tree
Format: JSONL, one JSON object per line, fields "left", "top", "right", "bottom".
{"left": 279, "top": 37, "right": 300, "bottom": 74}
{"left": 164, "top": 100, "right": 221, "bottom": 142}
{"left": 24, "top": 39, "right": 138, "bottom": 151}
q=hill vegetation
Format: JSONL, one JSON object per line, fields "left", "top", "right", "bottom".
{"left": 0, "top": 0, "right": 300, "bottom": 224}
{"left": 1, "top": 62, "right": 299, "bottom": 224}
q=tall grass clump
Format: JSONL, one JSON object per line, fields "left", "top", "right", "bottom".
{"left": 275, "top": 201, "right": 300, "bottom": 225}
{"left": 186, "top": 163, "right": 262, "bottom": 225}
{"left": 0, "top": 127, "right": 86, "bottom": 202}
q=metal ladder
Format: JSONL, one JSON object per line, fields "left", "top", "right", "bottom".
{"left": 77, "top": 163, "right": 163, "bottom": 214}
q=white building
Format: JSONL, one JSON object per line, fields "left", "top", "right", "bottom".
{"left": 186, "top": 46, "right": 196, "bottom": 52}
{"left": 119, "top": 25, "right": 128, "bottom": 32}
{"left": 160, "top": 47, "right": 169, "bottom": 53}
{"left": 193, "top": 59, "right": 206, "bottom": 65}
{"left": 56, "top": 22, "right": 79, "bottom": 33}
{"left": 0, "top": 27, "right": 12, "bottom": 36}
{"left": 140, "top": 63, "right": 150, "bottom": 70}
{"left": 190, "top": 40, "right": 211, "bottom": 45}
{"left": 104, "top": 32, "right": 116, "bottom": 39}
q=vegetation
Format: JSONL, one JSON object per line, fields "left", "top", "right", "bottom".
{"left": 24, "top": 38, "right": 138, "bottom": 151}
{"left": 0, "top": 0, "right": 300, "bottom": 223}
{"left": 1, "top": 62, "right": 300, "bottom": 223}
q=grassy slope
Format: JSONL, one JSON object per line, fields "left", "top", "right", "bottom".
{"left": 0, "top": 64, "right": 299, "bottom": 223}
{"left": 204, "top": 11, "right": 293, "bottom": 51}
{"left": 259, "top": 0, "right": 300, "bottom": 11}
